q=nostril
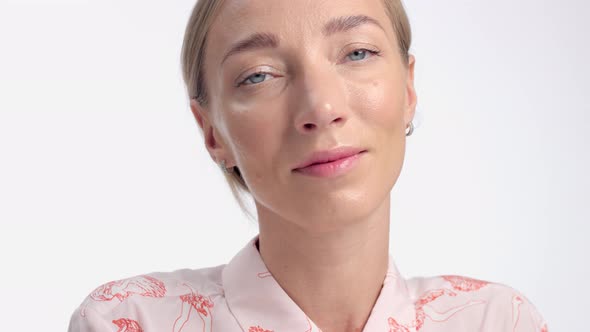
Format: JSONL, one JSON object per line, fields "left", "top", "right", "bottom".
{"left": 304, "top": 123, "right": 315, "bottom": 130}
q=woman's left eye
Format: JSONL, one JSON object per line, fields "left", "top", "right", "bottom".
{"left": 346, "top": 48, "right": 380, "bottom": 62}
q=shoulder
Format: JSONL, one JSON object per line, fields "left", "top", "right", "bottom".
{"left": 406, "top": 274, "right": 503, "bottom": 296}
{"left": 405, "top": 274, "right": 548, "bottom": 331}
{"left": 68, "top": 264, "right": 226, "bottom": 331}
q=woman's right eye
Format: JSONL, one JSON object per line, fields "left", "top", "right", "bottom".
{"left": 237, "top": 72, "right": 274, "bottom": 87}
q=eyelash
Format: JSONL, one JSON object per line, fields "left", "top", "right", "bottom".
{"left": 236, "top": 48, "right": 382, "bottom": 88}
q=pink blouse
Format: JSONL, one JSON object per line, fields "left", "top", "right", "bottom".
{"left": 68, "top": 234, "right": 548, "bottom": 332}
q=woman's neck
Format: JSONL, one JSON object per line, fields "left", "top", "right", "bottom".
{"left": 256, "top": 198, "right": 391, "bottom": 332}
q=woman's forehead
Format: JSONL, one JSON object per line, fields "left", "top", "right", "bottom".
{"left": 216, "top": 0, "right": 385, "bottom": 20}
{"left": 205, "top": 0, "right": 391, "bottom": 63}
{"left": 212, "top": 0, "right": 388, "bottom": 34}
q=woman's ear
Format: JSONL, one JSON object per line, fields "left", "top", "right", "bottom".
{"left": 404, "top": 54, "right": 418, "bottom": 125}
{"left": 190, "top": 98, "right": 231, "bottom": 165}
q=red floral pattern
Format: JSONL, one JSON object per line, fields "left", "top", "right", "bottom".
{"left": 248, "top": 326, "right": 274, "bottom": 332}
{"left": 112, "top": 318, "right": 143, "bottom": 332}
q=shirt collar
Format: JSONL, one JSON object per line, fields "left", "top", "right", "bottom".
{"left": 222, "top": 234, "right": 417, "bottom": 331}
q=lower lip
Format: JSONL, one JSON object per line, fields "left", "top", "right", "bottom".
{"left": 293, "top": 151, "right": 366, "bottom": 178}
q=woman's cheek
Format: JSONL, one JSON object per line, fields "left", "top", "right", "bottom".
{"left": 346, "top": 78, "right": 389, "bottom": 121}
{"left": 222, "top": 103, "right": 284, "bottom": 172}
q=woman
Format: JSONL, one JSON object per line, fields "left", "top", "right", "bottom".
{"left": 68, "top": 0, "right": 548, "bottom": 331}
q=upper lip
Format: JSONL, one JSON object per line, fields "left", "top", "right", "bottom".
{"left": 293, "top": 146, "right": 367, "bottom": 170}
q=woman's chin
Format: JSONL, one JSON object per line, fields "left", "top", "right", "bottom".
{"left": 286, "top": 193, "right": 379, "bottom": 230}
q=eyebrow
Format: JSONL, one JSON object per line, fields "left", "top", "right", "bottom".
{"left": 322, "top": 14, "right": 385, "bottom": 36}
{"left": 220, "top": 15, "right": 384, "bottom": 65}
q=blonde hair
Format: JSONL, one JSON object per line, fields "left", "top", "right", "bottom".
{"left": 181, "top": 0, "right": 412, "bottom": 220}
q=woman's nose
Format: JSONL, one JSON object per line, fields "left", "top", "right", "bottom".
{"left": 293, "top": 68, "right": 348, "bottom": 134}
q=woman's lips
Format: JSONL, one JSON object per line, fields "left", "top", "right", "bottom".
{"left": 293, "top": 151, "right": 366, "bottom": 178}
{"left": 293, "top": 146, "right": 367, "bottom": 169}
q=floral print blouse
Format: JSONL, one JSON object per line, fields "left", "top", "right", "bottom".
{"left": 68, "top": 234, "right": 548, "bottom": 331}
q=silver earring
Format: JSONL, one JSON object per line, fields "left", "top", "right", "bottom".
{"left": 219, "top": 160, "right": 233, "bottom": 174}
{"left": 406, "top": 121, "right": 414, "bottom": 137}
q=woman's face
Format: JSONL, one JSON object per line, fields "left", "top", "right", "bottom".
{"left": 193, "top": 0, "right": 416, "bottom": 231}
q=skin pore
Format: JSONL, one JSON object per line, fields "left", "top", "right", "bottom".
{"left": 190, "top": 0, "right": 417, "bottom": 331}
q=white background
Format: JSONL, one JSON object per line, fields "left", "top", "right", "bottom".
{"left": 0, "top": 0, "right": 588, "bottom": 330}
